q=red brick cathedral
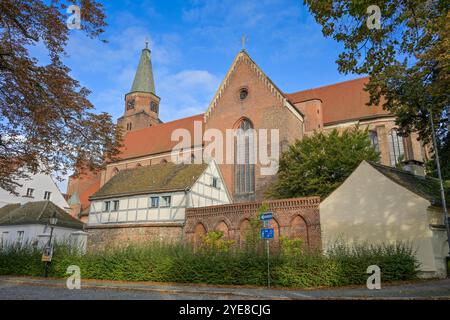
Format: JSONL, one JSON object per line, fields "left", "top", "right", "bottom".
{"left": 67, "top": 46, "right": 428, "bottom": 221}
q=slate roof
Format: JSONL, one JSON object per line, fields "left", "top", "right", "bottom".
{"left": 0, "top": 201, "right": 84, "bottom": 230}
{"left": 368, "top": 161, "right": 449, "bottom": 206}
{"left": 90, "top": 162, "right": 208, "bottom": 200}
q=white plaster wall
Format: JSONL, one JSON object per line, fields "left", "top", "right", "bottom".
{"left": 89, "top": 192, "right": 186, "bottom": 225}
{"left": 190, "top": 161, "right": 231, "bottom": 207}
{"left": 0, "top": 224, "right": 82, "bottom": 249}
{"left": 0, "top": 172, "right": 69, "bottom": 211}
{"left": 320, "top": 161, "right": 440, "bottom": 274}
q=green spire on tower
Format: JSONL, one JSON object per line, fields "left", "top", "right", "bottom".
{"left": 130, "top": 42, "right": 156, "bottom": 94}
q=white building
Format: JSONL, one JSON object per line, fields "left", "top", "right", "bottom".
{"left": 0, "top": 171, "right": 69, "bottom": 211}
{"left": 320, "top": 160, "right": 449, "bottom": 278}
{"left": 88, "top": 161, "right": 231, "bottom": 226}
{"left": 0, "top": 201, "right": 86, "bottom": 251}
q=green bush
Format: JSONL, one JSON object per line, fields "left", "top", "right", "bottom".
{"left": 0, "top": 241, "right": 418, "bottom": 288}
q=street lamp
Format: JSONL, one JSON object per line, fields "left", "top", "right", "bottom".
{"left": 49, "top": 213, "right": 58, "bottom": 227}
{"left": 43, "top": 212, "right": 58, "bottom": 278}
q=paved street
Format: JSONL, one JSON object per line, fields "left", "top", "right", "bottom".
{"left": 0, "top": 276, "right": 449, "bottom": 300}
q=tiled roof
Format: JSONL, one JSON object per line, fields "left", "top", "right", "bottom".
{"left": 0, "top": 201, "right": 84, "bottom": 230}
{"left": 286, "top": 77, "right": 391, "bottom": 125}
{"left": 118, "top": 114, "right": 204, "bottom": 160}
{"left": 0, "top": 203, "right": 21, "bottom": 219}
{"left": 90, "top": 162, "right": 208, "bottom": 200}
{"left": 368, "top": 161, "right": 449, "bottom": 206}
{"left": 79, "top": 177, "right": 101, "bottom": 212}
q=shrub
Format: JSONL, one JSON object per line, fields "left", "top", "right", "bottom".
{"left": 0, "top": 240, "right": 418, "bottom": 288}
{"left": 201, "top": 231, "right": 235, "bottom": 253}
{"left": 280, "top": 236, "right": 304, "bottom": 257}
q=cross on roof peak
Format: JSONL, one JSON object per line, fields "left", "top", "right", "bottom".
{"left": 241, "top": 35, "right": 248, "bottom": 51}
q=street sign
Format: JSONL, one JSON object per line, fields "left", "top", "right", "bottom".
{"left": 259, "top": 212, "right": 273, "bottom": 221}
{"left": 41, "top": 245, "right": 53, "bottom": 262}
{"left": 261, "top": 228, "right": 274, "bottom": 239}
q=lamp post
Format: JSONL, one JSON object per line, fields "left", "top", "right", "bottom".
{"left": 43, "top": 212, "right": 58, "bottom": 278}
{"left": 429, "top": 110, "right": 450, "bottom": 258}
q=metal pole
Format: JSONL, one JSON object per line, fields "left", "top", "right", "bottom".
{"left": 44, "top": 226, "right": 54, "bottom": 278}
{"left": 266, "top": 239, "right": 270, "bottom": 288}
{"left": 429, "top": 109, "right": 450, "bottom": 256}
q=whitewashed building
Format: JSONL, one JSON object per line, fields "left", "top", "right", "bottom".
{"left": 0, "top": 201, "right": 86, "bottom": 251}
{"left": 320, "top": 161, "right": 449, "bottom": 278}
{"left": 0, "top": 171, "right": 69, "bottom": 211}
{"left": 88, "top": 161, "right": 231, "bottom": 225}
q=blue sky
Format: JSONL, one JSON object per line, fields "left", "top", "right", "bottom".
{"left": 35, "top": 0, "right": 358, "bottom": 123}
{"left": 33, "top": 0, "right": 362, "bottom": 190}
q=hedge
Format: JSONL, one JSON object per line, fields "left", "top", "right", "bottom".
{"left": 0, "top": 241, "right": 419, "bottom": 288}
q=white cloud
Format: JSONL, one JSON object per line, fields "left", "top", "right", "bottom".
{"left": 158, "top": 70, "right": 220, "bottom": 120}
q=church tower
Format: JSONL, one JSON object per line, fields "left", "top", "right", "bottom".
{"left": 118, "top": 43, "right": 161, "bottom": 133}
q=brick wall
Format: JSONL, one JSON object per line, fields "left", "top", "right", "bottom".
{"left": 205, "top": 54, "right": 304, "bottom": 202}
{"left": 86, "top": 222, "right": 184, "bottom": 251}
{"left": 184, "top": 197, "right": 321, "bottom": 249}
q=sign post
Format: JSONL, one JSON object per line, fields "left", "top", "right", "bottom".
{"left": 260, "top": 212, "right": 274, "bottom": 288}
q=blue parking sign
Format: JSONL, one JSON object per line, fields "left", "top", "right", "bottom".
{"left": 261, "top": 228, "right": 274, "bottom": 239}
{"left": 259, "top": 212, "right": 273, "bottom": 221}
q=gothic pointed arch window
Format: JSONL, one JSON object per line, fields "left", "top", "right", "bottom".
{"left": 234, "top": 118, "right": 255, "bottom": 195}
{"left": 388, "top": 129, "right": 405, "bottom": 166}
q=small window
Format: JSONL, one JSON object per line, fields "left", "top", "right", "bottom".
{"left": 112, "top": 200, "right": 119, "bottom": 212}
{"left": 44, "top": 191, "right": 51, "bottom": 200}
{"left": 239, "top": 88, "right": 248, "bottom": 101}
{"left": 160, "top": 196, "right": 171, "bottom": 208}
{"left": 149, "top": 197, "right": 159, "bottom": 208}
{"left": 103, "top": 201, "right": 111, "bottom": 212}
{"left": 212, "top": 177, "right": 219, "bottom": 189}
{"left": 17, "top": 231, "right": 24, "bottom": 245}
{"left": 25, "top": 188, "right": 34, "bottom": 198}
{"left": 1, "top": 232, "right": 9, "bottom": 247}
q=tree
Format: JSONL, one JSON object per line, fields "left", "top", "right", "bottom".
{"left": 0, "top": 0, "right": 122, "bottom": 194}
{"left": 304, "top": 0, "right": 449, "bottom": 154}
{"left": 267, "top": 128, "right": 380, "bottom": 199}
{"left": 426, "top": 131, "right": 450, "bottom": 180}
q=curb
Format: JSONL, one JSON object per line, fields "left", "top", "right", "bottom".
{"left": 0, "top": 277, "right": 292, "bottom": 300}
